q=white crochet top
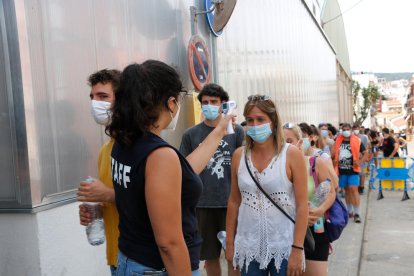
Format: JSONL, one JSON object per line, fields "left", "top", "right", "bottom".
{"left": 233, "top": 144, "right": 302, "bottom": 272}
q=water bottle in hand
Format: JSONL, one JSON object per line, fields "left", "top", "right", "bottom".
{"left": 84, "top": 178, "right": 105, "bottom": 246}
{"left": 312, "top": 179, "right": 331, "bottom": 207}
{"left": 217, "top": 231, "right": 227, "bottom": 251}
{"left": 311, "top": 179, "right": 331, "bottom": 233}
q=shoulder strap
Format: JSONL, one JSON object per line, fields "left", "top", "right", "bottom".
{"left": 244, "top": 154, "right": 295, "bottom": 224}
{"left": 310, "top": 156, "right": 318, "bottom": 188}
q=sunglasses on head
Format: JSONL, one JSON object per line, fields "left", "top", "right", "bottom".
{"left": 283, "top": 122, "right": 296, "bottom": 129}
{"left": 247, "top": 95, "right": 270, "bottom": 101}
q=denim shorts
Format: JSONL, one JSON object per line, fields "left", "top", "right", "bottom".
{"left": 116, "top": 251, "right": 200, "bottom": 276}
{"left": 110, "top": 265, "right": 117, "bottom": 276}
{"left": 241, "top": 259, "right": 288, "bottom": 276}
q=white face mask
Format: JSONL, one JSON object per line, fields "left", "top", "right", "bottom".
{"left": 90, "top": 100, "right": 112, "bottom": 125}
{"left": 165, "top": 100, "right": 180, "bottom": 131}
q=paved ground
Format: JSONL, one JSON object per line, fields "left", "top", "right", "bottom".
{"left": 328, "top": 189, "right": 368, "bottom": 276}
{"left": 359, "top": 189, "right": 414, "bottom": 276}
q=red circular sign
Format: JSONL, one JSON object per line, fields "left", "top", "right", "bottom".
{"left": 187, "top": 35, "right": 212, "bottom": 90}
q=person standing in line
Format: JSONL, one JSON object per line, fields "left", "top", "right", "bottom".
{"left": 107, "top": 60, "right": 234, "bottom": 275}
{"left": 400, "top": 130, "right": 409, "bottom": 156}
{"left": 327, "top": 124, "right": 337, "bottom": 141}
{"left": 299, "top": 123, "right": 338, "bottom": 191}
{"left": 309, "top": 125, "right": 326, "bottom": 154}
{"left": 381, "top": 128, "right": 399, "bottom": 158}
{"left": 377, "top": 130, "right": 384, "bottom": 156}
{"left": 77, "top": 69, "right": 121, "bottom": 276}
{"left": 395, "top": 132, "right": 407, "bottom": 157}
{"left": 226, "top": 95, "right": 308, "bottom": 276}
{"left": 333, "top": 123, "right": 368, "bottom": 223}
{"left": 180, "top": 83, "right": 244, "bottom": 276}
{"left": 318, "top": 123, "right": 335, "bottom": 157}
{"left": 352, "top": 124, "right": 370, "bottom": 195}
{"left": 283, "top": 123, "right": 335, "bottom": 276}
{"left": 369, "top": 130, "right": 380, "bottom": 168}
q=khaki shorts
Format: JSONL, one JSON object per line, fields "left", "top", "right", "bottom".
{"left": 196, "top": 208, "right": 227, "bottom": 260}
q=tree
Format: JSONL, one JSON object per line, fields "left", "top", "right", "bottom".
{"left": 352, "top": 80, "right": 381, "bottom": 125}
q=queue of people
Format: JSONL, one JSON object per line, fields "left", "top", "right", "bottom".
{"left": 77, "top": 59, "right": 408, "bottom": 276}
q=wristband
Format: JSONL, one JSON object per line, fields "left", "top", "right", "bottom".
{"left": 291, "top": 244, "right": 304, "bottom": 250}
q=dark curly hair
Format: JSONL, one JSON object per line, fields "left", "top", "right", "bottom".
{"left": 106, "top": 60, "right": 184, "bottom": 145}
{"left": 87, "top": 69, "right": 121, "bottom": 94}
{"left": 197, "top": 83, "right": 229, "bottom": 103}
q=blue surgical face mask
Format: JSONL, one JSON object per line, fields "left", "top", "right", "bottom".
{"left": 320, "top": 129, "right": 329, "bottom": 138}
{"left": 247, "top": 123, "right": 272, "bottom": 143}
{"left": 302, "top": 137, "right": 311, "bottom": 151}
{"left": 343, "top": 130, "right": 351, "bottom": 138}
{"left": 202, "top": 104, "right": 220, "bottom": 121}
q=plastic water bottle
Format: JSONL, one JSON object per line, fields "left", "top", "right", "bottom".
{"left": 311, "top": 179, "right": 331, "bottom": 233}
{"left": 217, "top": 231, "right": 227, "bottom": 251}
{"left": 312, "top": 179, "right": 331, "bottom": 207}
{"left": 84, "top": 178, "right": 105, "bottom": 246}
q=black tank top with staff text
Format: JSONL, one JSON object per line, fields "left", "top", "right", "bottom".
{"left": 111, "top": 132, "right": 203, "bottom": 270}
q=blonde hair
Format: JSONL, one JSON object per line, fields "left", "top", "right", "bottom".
{"left": 283, "top": 123, "right": 302, "bottom": 143}
{"left": 243, "top": 95, "right": 285, "bottom": 155}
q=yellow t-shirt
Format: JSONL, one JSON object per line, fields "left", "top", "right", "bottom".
{"left": 98, "top": 139, "right": 119, "bottom": 266}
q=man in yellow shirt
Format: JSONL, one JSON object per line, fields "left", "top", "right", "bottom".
{"left": 77, "top": 69, "right": 120, "bottom": 276}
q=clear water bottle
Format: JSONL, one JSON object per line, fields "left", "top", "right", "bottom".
{"left": 84, "top": 178, "right": 105, "bottom": 246}
{"left": 217, "top": 231, "right": 227, "bottom": 251}
{"left": 310, "top": 179, "right": 331, "bottom": 233}
{"left": 312, "top": 179, "right": 331, "bottom": 207}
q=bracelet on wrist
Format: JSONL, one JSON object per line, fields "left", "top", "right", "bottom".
{"left": 291, "top": 244, "right": 304, "bottom": 250}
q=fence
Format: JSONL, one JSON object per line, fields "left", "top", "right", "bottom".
{"left": 368, "top": 157, "right": 414, "bottom": 201}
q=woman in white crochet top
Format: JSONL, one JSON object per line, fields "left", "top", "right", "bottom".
{"left": 226, "top": 95, "right": 308, "bottom": 276}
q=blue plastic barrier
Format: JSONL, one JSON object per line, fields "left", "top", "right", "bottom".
{"left": 368, "top": 157, "right": 414, "bottom": 201}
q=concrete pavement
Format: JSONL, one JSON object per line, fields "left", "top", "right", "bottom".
{"left": 328, "top": 189, "right": 368, "bottom": 276}
{"left": 358, "top": 189, "right": 414, "bottom": 276}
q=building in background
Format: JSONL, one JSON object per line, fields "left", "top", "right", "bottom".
{"left": 404, "top": 75, "right": 414, "bottom": 133}
{"left": 355, "top": 73, "right": 410, "bottom": 132}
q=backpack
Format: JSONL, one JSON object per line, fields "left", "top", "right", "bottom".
{"left": 310, "top": 156, "right": 348, "bottom": 242}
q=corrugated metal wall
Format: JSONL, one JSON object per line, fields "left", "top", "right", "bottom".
{"left": 217, "top": 0, "right": 338, "bottom": 124}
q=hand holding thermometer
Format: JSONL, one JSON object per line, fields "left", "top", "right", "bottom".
{"left": 221, "top": 101, "right": 237, "bottom": 134}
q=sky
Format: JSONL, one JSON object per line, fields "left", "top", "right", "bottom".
{"left": 337, "top": 0, "right": 414, "bottom": 73}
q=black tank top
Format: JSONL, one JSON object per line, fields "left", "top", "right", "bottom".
{"left": 111, "top": 132, "right": 203, "bottom": 270}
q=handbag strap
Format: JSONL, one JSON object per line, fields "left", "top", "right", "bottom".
{"left": 244, "top": 153, "right": 295, "bottom": 224}
{"left": 309, "top": 156, "right": 319, "bottom": 188}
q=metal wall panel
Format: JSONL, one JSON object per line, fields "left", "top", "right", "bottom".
{"left": 0, "top": 1, "right": 17, "bottom": 203}
{"left": 322, "top": 0, "right": 351, "bottom": 77}
{"left": 1, "top": 0, "right": 210, "bottom": 210}
{"left": 217, "top": 0, "right": 338, "bottom": 126}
